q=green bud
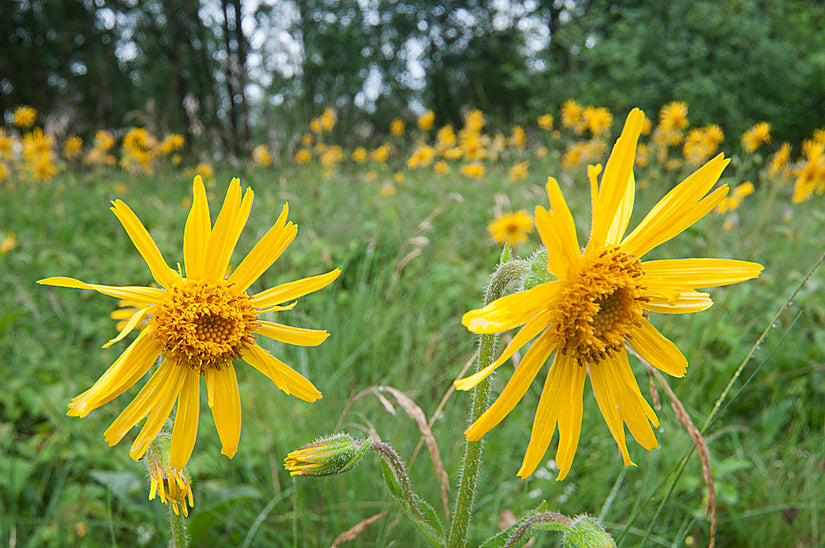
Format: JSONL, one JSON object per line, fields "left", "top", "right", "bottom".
{"left": 562, "top": 515, "right": 616, "bottom": 548}
{"left": 284, "top": 434, "right": 368, "bottom": 477}
{"left": 523, "top": 247, "right": 553, "bottom": 291}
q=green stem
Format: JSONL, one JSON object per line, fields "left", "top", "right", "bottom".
{"left": 447, "top": 259, "right": 528, "bottom": 548}
{"left": 169, "top": 504, "right": 189, "bottom": 548}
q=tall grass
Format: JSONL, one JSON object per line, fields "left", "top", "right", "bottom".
{"left": 1, "top": 156, "right": 823, "bottom": 547}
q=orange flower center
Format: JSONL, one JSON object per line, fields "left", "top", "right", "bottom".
{"left": 552, "top": 245, "right": 646, "bottom": 366}
{"left": 151, "top": 279, "right": 258, "bottom": 374}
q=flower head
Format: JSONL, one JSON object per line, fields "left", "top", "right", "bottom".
{"left": 742, "top": 122, "right": 771, "bottom": 153}
{"left": 417, "top": 110, "right": 435, "bottom": 131}
{"left": 13, "top": 106, "right": 37, "bottom": 128}
{"left": 488, "top": 211, "right": 534, "bottom": 247}
{"left": 390, "top": 118, "right": 405, "bottom": 137}
{"left": 39, "top": 177, "right": 340, "bottom": 470}
{"left": 144, "top": 433, "right": 194, "bottom": 517}
{"left": 458, "top": 109, "right": 762, "bottom": 480}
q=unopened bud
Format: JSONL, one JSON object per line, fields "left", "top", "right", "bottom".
{"left": 563, "top": 515, "right": 616, "bottom": 548}
{"left": 284, "top": 434, "right": 368, "bottom": 477}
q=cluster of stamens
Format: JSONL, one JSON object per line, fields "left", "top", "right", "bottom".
{"left": 552, "top": 245, "right": 647, "bottom": 366}
{"left": 151, "top": 279, "right": 259, "bottom": 374}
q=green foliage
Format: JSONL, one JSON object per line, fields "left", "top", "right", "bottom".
{"left": 1, "top": 145, "right": 824, "bottom": 547}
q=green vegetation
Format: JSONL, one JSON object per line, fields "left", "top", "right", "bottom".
{"left": 1, "top": 151, "right": 823, "bottom": 545}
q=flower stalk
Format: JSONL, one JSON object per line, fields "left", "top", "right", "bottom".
{"left": 447, "top": 251, "right": 531, "bottom": 548}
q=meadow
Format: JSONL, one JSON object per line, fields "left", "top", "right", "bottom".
{"left": 1, "top": 104, "right": 824, "bottom": 547}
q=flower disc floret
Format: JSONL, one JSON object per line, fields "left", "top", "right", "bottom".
{"left": 151, "top": 279, "right": 259, "bottom": 374}
{"left": 555, "top": 246, "right": 645, "bottom": 365}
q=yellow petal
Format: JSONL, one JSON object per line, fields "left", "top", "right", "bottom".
{"left": 609, "top": 351, "right": 659, "bottom": 449}
{"left": 621, "top": 155, "right": 729, "bottom": 258}
{"left": 589, "top": 355, "right": 633, "bottom": 467}
{"left": 129, "top": 363, "right": 188, "bottom": 460}
{"left": 464, "top": 331, "right": 555, "bottom": 441}
{"left": 642, "top": 290, "right": 713, "bottom": 314}
{"left": 104, "top": 359, "right": 176, "bottom": 446}
{"left": 642, "top": 258, "right": 763, "bottom": 290}
{"left": 534, "top": 178, "right": 579, "bottom": 278}
{"left": 591, "top": 108, "right": 644, "bottom": 243}
{"left": 229, "top": 204, "right": 297, "bottom": 292}
{"left": 517, "top": 352, "right": 585, "bottom": 480}
{"left": 606, "top": 171, "right": 635, "bottom": 245}
{"left": 241, "top": 342, "right": 322, "bottom": 402}
{"left": 68, "top": 330, "right": 162, "bottom": 417}
{"left": 110, "top": 200, "right": 180, "bottom": 289}
{"left": 628, "top": 317, "right": 688, "bottom": 377}
{"left": 251, "top": 269, "right": 341, "bottom": 310}
{"left": 170, "top": 368, "right": 201, "bottom": 470}
{"left": 205, "top": 364, "right": 242, "bottom": 458}
{"left": 203, "top": 179, "right": 254, "bottom": 280}
{"left": 455, "top": 309, "right": 553, "bottom": 391}
{"left": 38, "top": 277, "right": 166, "bottom": 303}
{"left": 461, "top": 281, "right": 561, "bottom": 334}
{"left": 102, "top": 306, "right": 152, "bottom": 348}
{"left": 183, "top": 176, "right": 212, "bottom": 279}
{"left": 255, "top": 321, "right": 330, "bottom": 347}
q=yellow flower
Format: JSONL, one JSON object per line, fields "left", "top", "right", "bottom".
{"left": 583, "top": 106, "right": 613, "bottom": 136}
{"left": 30, "top": 154, "right": 58, "bottom": 181}
{"left": 434, "top": 160, "right": 449, "bottom": 175}
{"left": 768, "top": 143, "right": 792, "bottom": 180}
{"left": 39, "top": 177, "right": 340, "bottom": 469}
{"left": 13, "top": 106, "right": 37, "bottom": 128}
{"left": 457, "top": 109, "right": 763, "bottom": 480}
{"left": 390, "top": 118, "right": 405, "bottom": 136}
{"left": 509, "top": 126, "right": 526, "bottom": 149}
{"left": 791, "top": 140, "right": 825, "bottom": 203}
{"left": 715, "top": 181, "right": 754, "bottom": 213}
{"left": 252, "top": 144, "right": 272, "bottom": 167}
{"left": 658, "top": 101, "right": 689, "bottom": 131}
{"left": 351, "top": 147, "right": 368, "bottom": 163}
{"left": 464, "top": 109, "right": 485, "bottom": 133}
{"left": 379, "top": 183, "right": 396, "bottom": 197}
{"left": 64, "top": 136, "right": 83, "bottom": 159}
{"left": 0, "top": 129, "right": 15, "bottom": 159}
{"left": 561, "top": 100, "right": 583, "bottom": 131}
{"left": 155, "top": 134, "right": 185, "bottom": 156}
{"left": 537, "top": 114, "right": 554, "bottom": 131}
{"left": 417, "top": 110, "right": 435, "bottom": 131}
{"left": 436, "top": 125, "right": 457, "bottom": 151}
{"left": 742, "top": 122, "right": 771, "bottom": 153}
{"left": 534, "top": 146, "right": 548, "bottom": 160}
{"left": 393, "top": 171, "right": 405, "bottom": 184}
{"left": 460, "top": 162, "right": 485, "bottom": 179}
{"left": 195, "top": 163, "right": 214, "bottom": 181}
{"left": 407, "top": 145, "right": 435, "bottom": 169}
{"left": 295, "top": 148, "right": 312, "bottom": 164}
{"left": 371, "top": 143, "right": 391, "bottom": 163}
{"left": 1, "top": 231, "right": 16, "bottom": 254}
{"left": 509, "top": 161, "right": 529, "bottom": 182}
{"left": 145, "top": 434, "right": 194, "bottom": 517}
{"left": 488, "top": 211, "right": 534, "bottom": 247}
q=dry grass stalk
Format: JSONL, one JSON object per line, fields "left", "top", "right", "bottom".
{"left": 330, "top": 511, "right": 389, "bottom": 547}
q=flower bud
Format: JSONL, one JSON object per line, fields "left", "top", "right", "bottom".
{"left": 144, "top": 434, "right": 194, "bottom": 517}
{"left": 284, "top": 434, "right": 368, "bottom": 477}
{"left": 563, "top": 515, "right": 616, "bottom": 548}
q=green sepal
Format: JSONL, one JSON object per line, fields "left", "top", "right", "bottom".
{"left": 379, "top": 459, "right": 444, "bottom": 547}
{"left": 500, "top": 243, "right": 513, "bottom": 264}
{"left": 523, "top": 247, "right": 553, "bottom": 291}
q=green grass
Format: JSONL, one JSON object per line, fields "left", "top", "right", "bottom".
{"left": 1, "top": 155, "right": 823, "bottom": 547}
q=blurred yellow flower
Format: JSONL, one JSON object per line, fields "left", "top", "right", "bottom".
{"left": 407, "top": 145, "right": 435, "bottom": 169}
{"left": 561, "top": 100, "right": 583, "bottom": 131}
{"left": 39, "top": 177, "right": 340, "bottom": 470}
{"left": 767, "top": 143, "right": 792, "bottom": 180}
{"left": 658, "top": 101, "right": 689, "bottom": 131}
{"left": 742, "top": 122, "right": 771, "bottom": 153}
{"left": 436, "top": 125, "right": 457, "bottom": 151}
{"left": 351, "top": 147, "right": 368, "bottom": 163}
{"left": 534, "top": 146, "right": 548, "bottom": 159}
{"left": 64, "top": 136, "right": 83, "bottom": 159}
{"left": 460, "top": 162, "right": 485, "bottom": 179}
{"left": 509, "top": 161, "right": 529, "bottom": 182}
{"left": 1, "top": 231, "right": 16, "bottom": 254}
{"left": 791, "top": 140, "right": 825, "bottom": 203}
{"left": 716, "top": 181, "right": 755, "bottom": 213}
{"left": 583, "top": 106, "right": 613, "bottom": 136}
{"left": 393, "top": 171, "right": 405, "bottom": 184}
{"left": 252, "top": 144, "right": 272, "bottom": 167}
{"left": 155, "top": 134, "right": 185, "bottom": 156}
{"left": 379, "top": 183, "right": 396, "bottom": 197}
{"left": 195, "top": 163, "right": 214, "bottom": 181}
{"left": 13, "top": 106, "right": 37, "bottom": 128}
{"left": 371, "top": 143, "right": 391, "bottom": 163}
{"left": 537, "top": 114, "right": 554, "bottom": 131}
{"left": 487, "top": 210, "right": 534, "bottom": 247}
{"left": 509, "top": 125, "right": 526, "bottom": 149}
{"left": 295, "top": 148, "right": 312, "bottom": 164}
{"left": 457, "top": 108, "right": 762, "bottom": 480}
{"left": 390, "top": 118, "right": 405, "bottom": 136}
{"left": 434, "top": 160, "right": 449, "bottom": 175}
{"left": 417, "top": 110, "right": 435, "bottom": 131}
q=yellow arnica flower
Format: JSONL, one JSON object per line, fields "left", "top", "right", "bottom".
{"left": 457, "top": 109, "right": 763, "bottom": 480}
{"left": 488, "top": 211, "right": 534, "bottom": 247}
{"left": 38, "top": 177, "right": 340, "bottom": 470}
